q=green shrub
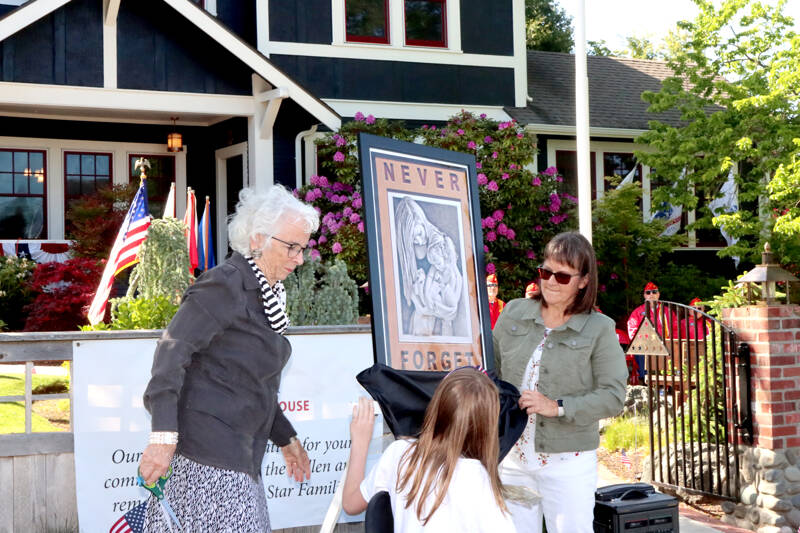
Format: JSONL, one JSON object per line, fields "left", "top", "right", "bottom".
{"left": 285, "top": 257, "right": 359, "bottom": 325}
{"left": 99, "top": 296, "right": 179, "bottom": 330}
{"left": 601, "top": 415, "right": 650, "bottom": 451}
{"left": 0, "top": 255, "right": 35, "bottom": 331}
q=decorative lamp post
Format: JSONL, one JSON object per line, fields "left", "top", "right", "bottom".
{"left": 736, "top": 242, "right": 798, "bottom": 305}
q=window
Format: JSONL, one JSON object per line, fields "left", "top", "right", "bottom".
{"left": 64, "top": 152, "right": 112, "bottom": 202}
{"left": 0, "top": 149, "right": 46, "bottom": 239}
{"left": 405, "top": 0, "right": 446, "bottom": 47}
{"left": 129, "top": 154, "right": 175, "bottom": 217}
{"left": 603, "top": 153, "right": 640, "bottom": 191}
{"left": 345, "top": 0, "right": 389, "bottom": 44}
{"left": 555, "top": 150, "right": 596, "bottom": 198}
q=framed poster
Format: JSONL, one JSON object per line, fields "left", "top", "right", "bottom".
{"left": 358, "top": 133, "right": 493, "bottom": 371}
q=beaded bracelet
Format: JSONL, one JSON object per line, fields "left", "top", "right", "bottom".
{"left": 149, "top": 431, "right": 179, "bottom": 445}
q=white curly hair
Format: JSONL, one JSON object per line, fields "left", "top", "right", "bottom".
{"left": 227, "top": 185, "right": 319, "bottom": 256}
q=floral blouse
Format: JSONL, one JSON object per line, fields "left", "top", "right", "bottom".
{"left": 513, "top": 328, "right": 583, "bottom": 468}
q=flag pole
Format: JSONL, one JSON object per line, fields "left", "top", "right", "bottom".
{"left": 575, "top": 0, "right": 592, "bottom": 243}
{"left": 204, "top": 196, "right": 210, "bottom": 271}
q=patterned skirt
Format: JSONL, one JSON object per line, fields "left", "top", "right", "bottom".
{"left": 143, "top": 454, "right": 270, "bottom": 533}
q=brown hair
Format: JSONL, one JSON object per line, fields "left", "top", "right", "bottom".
{"left": 533, "top": 231, "right": 598, "bottom": 315}
{"left": 396, "top": 368, "right": 507, "bottom": 524}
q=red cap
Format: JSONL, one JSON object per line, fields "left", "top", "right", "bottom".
{"left": 689, "top": 297, "right": 703, "bottom": 307}
{"left": 486, "top": 273, "right": 498, "bottom": 285}
{"left": 644, "top": 282, "right": 658, "bottom": 292}
{"left": 525, "top": 281, "right": 539, "bottom": 297}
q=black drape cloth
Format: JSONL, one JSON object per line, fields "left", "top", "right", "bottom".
{"left": 356, "top": 364, "right": 527, "bottom": 462}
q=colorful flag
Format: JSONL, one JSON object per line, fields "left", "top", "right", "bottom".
{"left": 620, "top": 449, "right": 632, "bottom": 469}
{"left": 163, "top": 182, "right": 176, "bottom": 218}
{"left": 197, "top": 196, "right": 216, "bottom": 271}
{"left": 87, "top": 180, "right": 151, "bottom": 325}
{"left": 183, "top": 187, "right": 198, "bottom": 272}
{"left": 615, "top": 164, "right": 637, "bottom": 189}
{"left": 109, "top": 500, "right": 146, "bottom": 533}
{"left": 709, "top": 167, "right": 740, "bottom": 266}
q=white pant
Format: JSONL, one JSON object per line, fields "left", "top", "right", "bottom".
{"left": 500, "top": 450, "right": 598, "bottom": 533}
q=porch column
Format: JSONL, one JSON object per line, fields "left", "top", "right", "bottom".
{"left": 720, "top": 305, "right": 800, "bottom": 532}
{"left": 248, "top": 75, "right": 288, "bottom": 192}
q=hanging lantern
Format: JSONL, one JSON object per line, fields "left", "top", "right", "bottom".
{"left": 167, "top": 117, "right": 183, "bottom": 152}
{"left": 736, "top": 242, "right": 798, "bottom": 305}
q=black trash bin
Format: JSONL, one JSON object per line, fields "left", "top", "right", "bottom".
{"left": 593, "top": 483, "right": 679, "bottom": 533}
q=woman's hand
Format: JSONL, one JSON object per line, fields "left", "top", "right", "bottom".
{"left": 350, "top": 397, "right": 375, "bottom": 448}
{"left": 139, "top": 443, "right": 177, "bottom": 485}
{"left": 519, "top": 389, "right": 559, "bottom": 417}
{"left": 281, "top": 438, "right": 311, "bottom": 482}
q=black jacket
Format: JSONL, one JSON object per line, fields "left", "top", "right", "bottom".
{"left": 143, "top": 252, "right": 296, "bottom": 479}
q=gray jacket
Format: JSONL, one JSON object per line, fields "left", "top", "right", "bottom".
{"left": 143, "top": 252, "right": 296, "bottom": 479}
{"left": 493, "top": 298, "right": 627, "bottom": 453}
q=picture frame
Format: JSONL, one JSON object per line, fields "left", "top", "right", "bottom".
{"left": 358, "top": 133, "right": 493, "bottom": 371}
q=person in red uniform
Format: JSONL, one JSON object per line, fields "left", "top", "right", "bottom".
{"left": 627, "top": 282, "right": 675, "bottom": 381}
{"left": 487, "top": 273, "right": 505, "bottom": 329}
{"left": 524, "top": 281, "right": 540, "bottom": 299}
{"left": 681, "top": 297, "right": 709, "bottom": 340}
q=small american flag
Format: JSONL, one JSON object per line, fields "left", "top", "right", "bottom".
{"left": 109, "top": 500, "right": 147, "bottom": 533}
{"left": 620, "top": 450, "right": 632, "bottom": 469}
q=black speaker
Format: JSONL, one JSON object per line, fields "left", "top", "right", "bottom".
{"left": 593, "top": 483, "right": 679, "bottom": 533}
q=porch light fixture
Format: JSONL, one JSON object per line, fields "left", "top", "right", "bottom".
{"left": 736, "top": 242, "right": 798, "bottom": 305}
{"left": 167, "top": 117, "right": 183, "bottom": 152}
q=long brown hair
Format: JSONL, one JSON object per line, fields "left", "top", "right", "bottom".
{"left": 396, "top": 368, "right": 507, "bottom": 524}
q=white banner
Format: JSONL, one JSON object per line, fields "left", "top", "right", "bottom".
{"left": 72, "top": 332, "right": 382, "bottom": 532}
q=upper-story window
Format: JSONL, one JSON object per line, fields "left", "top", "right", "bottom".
{"left": 346, "top": 0, "right": 390, "bottom": 44}
{"left": 405, "top": 0, "right": 446, "bottom": 47}
{"left": 343, "top": 0, "right": 449, "bottom": 48}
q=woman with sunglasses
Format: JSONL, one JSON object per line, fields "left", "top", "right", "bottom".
{"left": 492, "top": 231, "right": 628, "bottom": 533}
{"left": 138, "top": 185, "right": 317, "bottom": 532}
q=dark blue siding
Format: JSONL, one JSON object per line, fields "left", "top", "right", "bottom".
{"left": 216, "top": 0, "right": 257, "bottom": 48}
{"left": 0, "top": 0, "right": 102, "bottom": 86}
{"left": 272, "top": 99, "right": 318, "bottom": 188}
{"left": 117, "top": 0, "right": 252, "bottom": 95}
{"left": 270, "top": 55, "right": 514, "bottom": 106}
{"left": 269, "top": 0, "right": 332, "bottom": 44}
{"left": 460, "top": 0, "right": 513, "bottom": 56}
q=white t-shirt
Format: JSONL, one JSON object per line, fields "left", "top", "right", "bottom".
{"left": 360, "top": 439, "right": 517, "bottom": 533}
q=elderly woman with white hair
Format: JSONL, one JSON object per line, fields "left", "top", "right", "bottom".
{"left": 138, "top": 185, "right": 319, "bottom": 532}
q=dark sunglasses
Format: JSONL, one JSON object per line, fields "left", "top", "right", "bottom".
{"left": 537, "top": 266, "right": 580, "bottom": 285}
{"left": 645, "top": 290, "right": 659, "bottom": 295}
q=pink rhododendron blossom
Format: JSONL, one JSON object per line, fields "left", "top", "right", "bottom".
{"left": 343, "top": 207, "right": 353, "bottom": 217}
{"left": 357, "top": 221, "right": 364, "bottom": 232}
{"left": 365, "top": 114, "right": 376, "bottom": 124}
{"left": 486, "top": 262, "right": 496, "bottom": 274}
{"left": 352, "top": 197, "right": 363, "bottom": 209}
{"left": 543, "top": 166, "right": 557, "bottom": 176}
{"left": 484, "top": 245, "right": 489, "bottom": 253}
{"left": 493, "top": 209, "right": 504, "bottom": 221}
{"left": 509, "top": 163, "right": 517, "bottom": 170}
{"left": 336, "top": 136, "right": 347, "bottom": 147}
{"left": 318, "top": 235, "right": 327, "bottom": 244}
{"left": 333, "top": 151, "right": 345, "bottom": 162}
{"left": 535, "top": 225, "right": 543, "bottom": 231}
{"left": 354, "top": 112, "right": 365, "bottom": 121}
{"left": 304, "top": 191, "right": 316, "bottom": 202}
{"left": 487, "top": 180, "right": 498, "bottom": 191}
{"left": 532, "top": 177, "right": 541, "bottom": 186}
{"left": 467, "top": 141, "right": 477, "bottom": 150}
{"left": 599, "top": 284, "right": 606, "bottom": 292}
{"left": 484, "top": 136, "right": 493, "bottom": 144}
{"left": 486, "top": 231, "right": 497, "bottom": 242}
{"left": 457, "top": 129, "right": 465, "bottom": 135}
{"left": 610, "top": 273, "right": 618, "bottom": 280}
{"left": 476, "top": 162, "right": 482, "bottom": 169}
{"left": 549, "top": 214, "right": 569, "bottom": 224}
{"left": 349, "top": 213, "right": 360, "bottom": 224}
{"left": 497, "top": 223, "right": 508, "bottom": 236}
{"left": 498, "top": 122, "right": 509, "bottom": 130}
{"left": 492, "top": 151, "right": 498, "bottom": 159}
{"left": 477, "top": 173, "right": 488, "bottom": 185}
{"left": 480, "top": 113, "right": 487, "bottom": 119}
{"left": 430, "top": 125, "right": 436, "bottom": 130}
{"left": 317, "top": 176, "right": 330, "bottom": 188}
{"left": 483, "top": 217, "right": 496, "bottom": 229}
{"left": 556, "top": 176, "right": 563, "bottom": 182}
{"left": 332, "top": 242, "right": 343, "bottom": 254}
{"left": 307, "top": 239, "right": 317, "bottom": 247}
{"left": 506, "top": 229, "right": 516, "bottom": 240}
{"left": 502, "top": 173, "right": 510, "bottom": 180}
{"left": 526, "top": 250, "right": 536, "bottom": 259}
{"left": 517, "top": 133, "right": 524, "bottom": 139}
{"left": 310, "top": 249, "right": 321, "bottom": 260}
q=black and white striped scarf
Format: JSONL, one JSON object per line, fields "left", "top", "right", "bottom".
{"left": 244, "top": 255, "right": 289, "bottom": 334}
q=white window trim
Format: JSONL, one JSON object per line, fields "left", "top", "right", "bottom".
{"left": 215, "top": 142, "right": 248, "bottom": 256}
{"left": 331, "top": 0, "right": 461, "bottom": 53}
{"left": 0, "top": 137, "right": 186, "bottom": 239}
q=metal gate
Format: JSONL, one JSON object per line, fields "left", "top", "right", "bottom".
{"left": 628, "top": 300, "right": 752, "bottom": 500}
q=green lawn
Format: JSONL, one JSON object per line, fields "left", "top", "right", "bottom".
{"left": 0, "top": 373, "right": 69, "bottom": 434}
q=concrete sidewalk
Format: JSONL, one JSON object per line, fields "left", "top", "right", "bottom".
{"left": 597, "top": 463, "right": 751, "bottom": 533}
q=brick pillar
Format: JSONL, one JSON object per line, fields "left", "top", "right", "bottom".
{"left": 722, "top": 305, "right": 800, "bottom": 450}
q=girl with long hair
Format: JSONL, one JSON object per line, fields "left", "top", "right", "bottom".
{"left": 343, "top": 368, "right": 516, "bottom": 532}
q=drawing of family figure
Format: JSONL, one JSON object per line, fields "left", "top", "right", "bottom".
{"left": 394, "top": 195, "right": 470, "bottom": 341}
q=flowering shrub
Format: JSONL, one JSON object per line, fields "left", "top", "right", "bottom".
{"left": 0, "top": 255, "right": 36, "bottom": 330}
{"left": 65, "top": 184, "right": 137, "bottom": 259}
{"left": 23, "top": 258, "right": 103, "bottom": 331}
{"left": 296, "top": 111, "right": 575, "bottom": 307}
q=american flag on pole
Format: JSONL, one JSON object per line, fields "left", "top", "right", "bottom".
{"left": 109, "top": 500, "right": 147, "bottom": 533}
{"left": 87, "top": 180, "right": 151, "bottom": 325}
{"left": 620, "top": 449, "right": 632, "bottom": 469}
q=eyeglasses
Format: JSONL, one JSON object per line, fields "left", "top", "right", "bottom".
{"left": 645, "top": 290, "right": 659, "bottom": 295}
{"left": 487, "top": 283, "right": 498, "bottom": 288}
{"left": 537, "top": 266, "right": 581, "bottom": 285}
{"left": 271, "top": 236, "right": 307, "bottom": 258}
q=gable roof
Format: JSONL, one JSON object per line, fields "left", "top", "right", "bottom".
{"left": 0, "top": 0, "right": 341, "bottom": 130}
{"left": 506, "top": 50, "right": 684, "bottom": 133}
